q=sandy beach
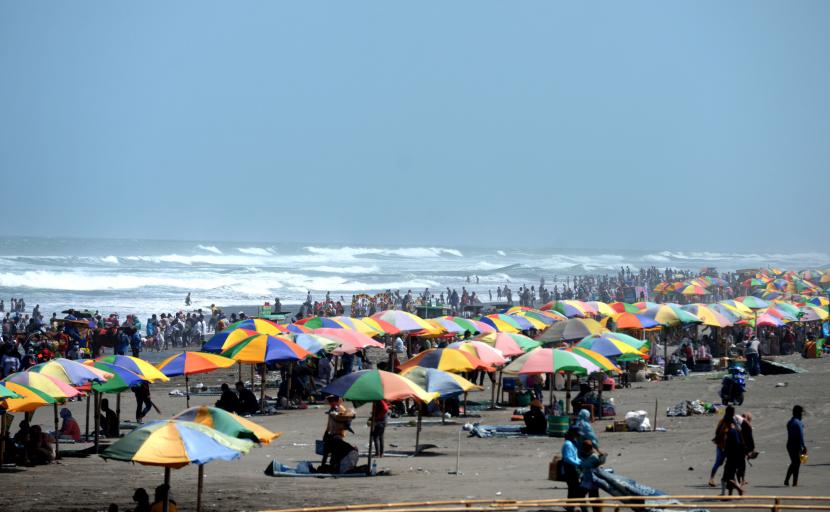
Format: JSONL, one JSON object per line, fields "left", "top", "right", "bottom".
{"left": 1, "top": 350, "right": 826, "bottom": 512}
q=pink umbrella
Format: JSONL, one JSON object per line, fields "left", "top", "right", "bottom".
{"left": 447, "top": 341, "right": 507, "bottom": 367}
{"left": 313, "top": 328, "right": 385, "bottom": 355}
{"left": 473, "top": 332, "right": 526, "bottom": 357}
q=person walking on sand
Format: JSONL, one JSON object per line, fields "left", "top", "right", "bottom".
{"left": 721, "top": 418, "right": 745, "bottom": 495}
{"left": 738, "top": 411, "right": 756, "bottom": 486}
{"left": 785, "top": 405, "right": 807, "bottom": 486}
{"left": 709, "top": 405, "right": 735, "bottom": 487}
{"left": 560, "top": 428, "right": 582, "bottom": 512}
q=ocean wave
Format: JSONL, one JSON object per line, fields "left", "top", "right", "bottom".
{"left": 197, "top": 245, "right": 222, "bottom": 254}
{"left": 237, "top": 247, "right": 272, "bottom": 256}
{"left": 101, "top": 255, "right": 119, "bottom": 264}
{"left": 496, "top": 250, "right": 506, "bottom": 256}
{"left": 536, "top": 254, "right": 625, "bottom": 271}
{"left": 643, "top": 251, "right": 830, "bottom": 267}
{"left": 302, "top": 265, "right": 381, "bottom": 274}
{"left": 304, "top": 246, "right": 463, "bottom": 259}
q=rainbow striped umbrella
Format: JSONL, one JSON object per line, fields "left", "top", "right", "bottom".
{"left": 3, "top": 371, "right": 81, "bottom": 399}
{"left": 610, "top": 302, "right": 641, "bottom": 314}
{"left": 575, "top": 336, "right": 644, "bottom": 362}
{"left": 157, "top": 352, "right": 236, "bottom": 407}
{"left": 0, "top": 381, "right": 54, "bottom": 412}
{"left": 503, "top": 348, "right": 602, "bottom": 375}
{"left": 642, "top": 305, "right": 701, "bottom": 327}
{"left": 30, "top": 358, "right": 110, "bottom": 386}
{"left": 295, "top": 316, "right": 353, "bottom": 330}
{"left": 567, "top": 347, "right": 623, "bottom": 371}
{"left": 633, "top": 301, "right": 659, "bottom": 311}
{"left": 360, "top": 317, "right": 401, "bottom": 336}
{"left": 736, "top": 296, "right": 770, "bottom": 309}
{"left": 586, "top": 301, "right": 616, "bottom": 317}
{"left": 84, "top": 361, "right": 148, "bottom": 394}
{"left": 799, "top": 305, "right": 828, "bottom": 322}
{"left": 680, "top": 305, "right": 734, "bottom": 328}
{"left": 438, "top": 316, "right": 494, "bottom": 335}
{"left": 756, "top": 312, "right": 785, "bottom": 327}
{"left": 430, "top": 317, "right": 466, "bottom": 334}
{"left": 290, "top": 333, "right": 341, "bottom": 354}
{"left": 322, "top": 369, "right": 437, "bottom": 403}
{"left": 542, "top": 301, "right": 591, "bottom": 318}
{"left": 538, "top": 317, "right": 608, "bottom": 343}
{"left": 226, "top": 318, "right": 285, "bottom": 336}
{"left": 220, "top": 334, "right": 311, "bottom": 364}
{"left": 447, "top": 341, "right": 507, "bottom": 367}
{"left": 400, "top": 367, "right": 481, "bottom": 398}
{"left": 680, "top": 284, "right": 710, "bottom": 296}
{"left": 611, "top": 312, "right": 660, "bottom": 330}
{"left": 474, "top": 332, "right": 538, "bottom": 356}
{"left": 371, "top": 310, "right": 434, "bottom": 332}
{"left": 508, "top": 313, "right": 548, "bottom": 329}
{"left": 171, "top": 406, "right": 281, "bottom": 444}
{"left": 203, "top": 328, "right": 260, "bottom": 353}
{"left": 479, "top": 314, "right": 524, "bottom": 333}
{"left": 719, "top": 300, "right": 754, "bottom": 317}
{"left": 312, "top": 328, "right": 384, "bottom": 354}
{"left": 585, "top": 332, "right": 648, "bottom": 351}
{"left": 97, "top": 355, "right": 170, "bottom": 382}
{"left": 0, "top": 383, "right": 22, "bottom": 399}
{"left": 399, "top": 348, "right": 490, "bottom": 373}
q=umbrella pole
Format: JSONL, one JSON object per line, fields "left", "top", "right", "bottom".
{"left": 85, "top": 392, "right": 91, "bottom": 440}
{"left": 163, "top": 466, "right": 171, "bottom": 512}
{"left": 116, "top": 391, "right": 121, "bottom": 429}
{"left": 53, "top": 403, "right": 60, "bottom": 460}
{"left": 197, "top": 464, "right": 204, "bottom": 512}
{"left": 415, "top": 404, "right": 422, "bottom": 455}
{"left": 286, "top": 362, "right": 293, "bottom": 405}
{"left": 496, "top": 370, "right": 503, "bottom": 406}
{"left": 565, "top": 373, "right": 571, "bottom": 415}
{"left": 94, "top": 391, "right": 100, "bottom": 454}
{"left": 548, "top": 373, "right": 554, "bottom": 410}
{"left": 259, "top": 365, "right": 266, "bottom": 414}
{"left": 250, "top": 364, "right": 255, "bottom": 391}
{"left": 0, "top": 411, "right": 5, "bottom": 468}
{"left": 462, "top": 392, "right": 468, "bottom": 417}
{"left": 238, "top": 362, "right": 242, "bottom": 382}
{"left": 366, "top": 401, "right": 376, "bottom": 475}
{"left": 489, "top": 371, "right": 497, "bottom": 410}
{"left": 186, "top": 374, "right": 190, "bottom": 408}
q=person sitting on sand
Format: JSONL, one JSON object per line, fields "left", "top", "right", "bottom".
{"left": 26, "top": 425, "right": 53, "bottom": 465}
{"left": 522, "top": 399, "right": 547, "bottom": 436}
{"left": 58, "top": 408, "right": 81, "bottom": 441}
{"left": 235, "top": 381, "right": 259, "bottom": 415}
{"left": 132, "top": 488, "right": 151, "bottom": 512}
{"left": 215, "top": 383, "right": 239, "bottom": 413}
{"left": 571, "top": 383, "right": 598, "bottom": 414}
{"left": 100, "top": 398, "right": 120, "bottom": 438}
{"left": 150, "top": 484, "right": 177, "bottom": 512}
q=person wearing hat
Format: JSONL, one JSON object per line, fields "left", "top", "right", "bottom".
{"left": 785, "top": 405, "right": 807, "bottom": 486}
{"left": 522, "top": 399, "right": 547, "bottom": 436}
{"left": 58, "top": 407, "right": 81, "bottom": 441}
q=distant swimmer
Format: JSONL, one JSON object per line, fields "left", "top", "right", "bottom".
{"left": 185, "top": 292, "right": 192, "bottom": 306}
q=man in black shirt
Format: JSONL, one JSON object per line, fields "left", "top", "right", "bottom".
{"left": 235, "top": 381, "right": 259, "bottom": 415}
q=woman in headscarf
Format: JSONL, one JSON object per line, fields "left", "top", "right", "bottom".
{"left": 58, "top": 408, "right": 81, "bottom": 442}
{"left": 575, "top": 408, "right": 598, "bottom": 448}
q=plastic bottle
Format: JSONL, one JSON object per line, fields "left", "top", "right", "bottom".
{"left": 371, "top": 459, "right": 378, "bottom": 475}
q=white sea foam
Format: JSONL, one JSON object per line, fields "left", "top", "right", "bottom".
{"left": 302, "top": 265, "right": 381, "bottom": 274}
{"left": 197, "top": 245, "right": 223, "bottom": 254}
{"left": 101, "top": 255, "right": 119, "bottom": 264}
{"left": 304, "top": 246, "right": 463, "bottom": 259}
{"left": 496, "top": 250, "right": 506, "bottom": 256}
{"left": 237, "top": 247, "right": 272, "bottom": 256}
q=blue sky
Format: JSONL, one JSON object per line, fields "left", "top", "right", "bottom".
{"left": 1, "top": 2, "right": 827, "bottom": 252}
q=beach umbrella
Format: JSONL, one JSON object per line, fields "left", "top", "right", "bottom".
{"left": 0, "top": 383, "right": 22, "bottom": 399}
{"left": 202, "top": 328, "right": 260, "bottom": 353}
{"left": 508, "top": 313, "right": 548, "bottom": 330}
{"left": 83, "top": 361, "right": 149, "bottom": 394}
{"left": 371, "top": 310, "right": 434, "bottom": 332}
{"left": 0, "top": 381, "right": 55, "bottom": 412}
{"left": 680, "top": 285, "right": 710, "bottom": 296}
{"left": 435, "top": 316, "right": 494, "bottom": 335}
{"left": 681, "top": 305, "right": 734, "bottom": 328}
{"left": 225, "top": 318, "right": 285, "bottom": 335}
{"left": 479, "top": 314, "right": 523, "bottom": 333}
{"left": 709, "top": 303, "right": 745, "bottom": 323}
{"left": 800, "top": 270, "right": 824, "bottom": 281}
{"left": 633, "top": 301, "right": 659, "bottom": 311}
{"left": 742, "top": 278, "right": 769, "bottom": 288}
{"left": 610, "top": 312, "right": 660, "bottom": 330}
{"left": 447, "top": 341, "right": 507, "bottom": 367}
{"left": 736, "top": 296, "right": 770, "bottom": 309}
{"left": 601, "top": 332, "right": 648, "bottom": 351}
{"left": 799, "top": 305, "right": 828, "bottom": 322}
{"left": 542, "top": 300, "right": 591, "bottom": 318}
{"left": 220, "top": 334, "right": 311, "bottom": 364}
{"left": 512, "top": 311, "right": 561, "bottom": 327}
{"left": 505, "top": 306, "right": 566, "bottom": 321}
{"left": 312, "top": 328, "right": 385, "bottom": 354}
{"left": 284, "top": 323, "right": 312, "bottom": 334}
{"left": 429, "top": 317, "right": 466, "bottom": 334}
{"left": 642, "top": 305, "right": 701, "bottom": 327}
{"left": 756, "top": 312, "right": 785, "bottom": 327}
{"left": 502, "top": 348, "right": 602, "bottom": 375}
{"left": 295, "top": 316, "right": 353, "bottom": 330}
{"left": 101, "top": 419, "right": 254, "bottom": 512}
{"left": 765, "top": 306, "right": 799, "bottom": 322}
{"left": 566, "top": 347, "right": 624, "bottom": 371}
{"left": 3, "top": 371, "right": 81, "bottom": 400}
{"left": 474, "top": 332, "right": 536, "bottom": 357}
{"left": 399, "top": 348, "right": 490, "bottom": 373}
{"left": 400, "top": 367, "right": 481, "bottom": 398}
{"left": 97, "top": 355, "right": 170, "bottom": 382}
{"left": 537, "top": 318, "right": 608, "bottom": 343}
{"left": 609, "top": 302, "right": 640, "bottom": 314}
{"left": 171, "top": 406, "right": 281, "bottom": 444}
{"left": 576, "top": 335, "right": 645, "bottom": 361}
{"left": 586, "top": 301, "right": 616, "bottom": 317}
{"left": 30, "top": 358, "right": 110, "bottom": 386}
{"left": 322, "top": 369, "right": 438, "bottom": 469}
{"left": 156, "top": 352, "right": 236, "bottom": 407}
{"left": 360, "top": 317, "right": 401, "bottom": 336}
{"left": 290, "top": 333, "right": 341, "bottom": 354}
{"left": 719, "top": 300, "right": 754, "bottom": 317}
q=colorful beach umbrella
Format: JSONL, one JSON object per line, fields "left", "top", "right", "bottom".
{"left": 429, "top": 317, "right": 466, "bottom": 334}
{"left": 474, "top": 332, "right": 537, "bottom": 357}
{"left": 542, "top": 300, "right": 591, "bottom": 318}
{"left": 575, "top": 335, "right": 644, "bottom": 362}
{"left": 3, "top": 371, "right": 81, "bottom": 399}
{"left": 642, "top": 305, "right": 701, "bottom": 327}
{"left": 602, "top": 332, "right": 648, "bottom": 351}
{"left": 84, "top": 361, "right": 148, "bottom": 394}
{"left": 447, "top": 341, "right": 507, "bottom": 367}
{"left": 508, "top": 313, "right": 548, "bottom": 330}
{"left": 30, "top": 358, "right": 110, "bottom": 386}
{"left": 322, "top": 369, "right": 437, "bottom": 403}
{"left": 295, "top": 316, "right": 353, "bottom": 330}
{"left": 502, "top": 348, "right": 602, "bottom": 376}
{"left": 0, "top": 383, "right": 22, "bottom": 399}
{"left": 171, "top": 406, "right": 281, "bottom": 444}
{"left": 226, "top": 318, "right": 285, "bottom": 335}
{"left": 290, "top": 333, "right": 341, "bottom": 354}
{"left": 537, "top": 318, "right": 608, "bottom": 343}
{"left": 360, "top": 317, "right": 402, "bottom": 336}
{"left": 609, "top": 302, "right": 641, "bottom": 314}
{"left": 399, "top": 348, "right": 490, "bottom": 373}
{"left": 312, "top": 328, "right": 385, "bottom": 354}
{"left": 680, "top": 284, "right": 710, "bottom": 296}
{"left": 610, "top": 312, "right": 660, "bottom": 330}
{"left": 736, "top": 296, "right": 770, "bottom": 309}
{"left": 799, "top": 305, "right": 828, "bottom": 322}
{"left": 756, "top": 312, "right": 785, "bottom": 327}
{"left": 157, "top": 352, "right": 236, "bottom": 377}
{"left": 0, "top": 381, "right": 55, "bottom": 412}
{"left": 97, "top": 355, "right": 170, "bottom": 382}
{"left": 220, "top": 334, "right": 311, "bottom": 364}
{"left": 566, "top": 347, "right": 624, "bottom": 371}
{"left": 371, "top": 310, "right": 434, "bottom": 332}
{"left": 681, "top": 304, "right": 734, "bottom": 328}
{"left": 203, "top": 328, "right": 260, "bottom": 353}
{"left": 478, "top": 314, "right": 522, "bottom": 333}
{"left": 586, "top": 301, "right": 616, "bottom": 317}
{"left": 400, "top": 367, "right": 481, "bottom": 398}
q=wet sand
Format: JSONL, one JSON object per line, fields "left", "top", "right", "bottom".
{"left": 1, "top": 354, "right": 827, "bottom": 511}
